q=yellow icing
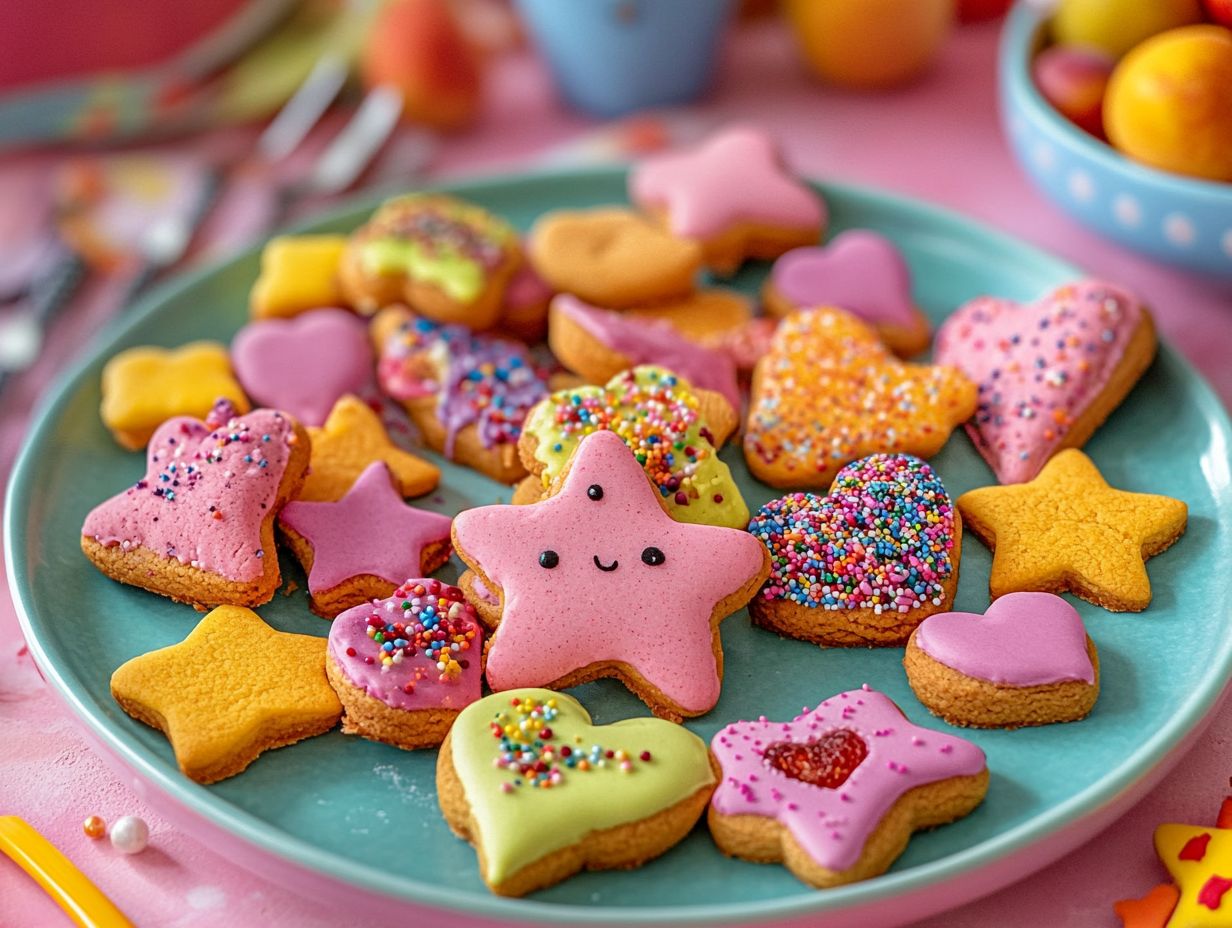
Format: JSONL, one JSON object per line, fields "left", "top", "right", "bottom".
{"left": 249, "top": 235, "right": 347, "bottom": 320}
{"left": 1156, "top": 823, "right": 1232, "bottom": 926}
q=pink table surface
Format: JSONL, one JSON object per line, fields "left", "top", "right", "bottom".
{"left": 4, "top": 17, "right": 1232, "bottom": 928}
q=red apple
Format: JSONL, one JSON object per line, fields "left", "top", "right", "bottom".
{"left": 1033, "top": 44, "right": 1115, "bottom": 138}
{"left": 1203, "top": 0, "right": 1232, "bottom": 27}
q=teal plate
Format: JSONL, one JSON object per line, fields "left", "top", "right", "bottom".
{"left": 9, "top": 169, "right": 1232, "bottom": 928}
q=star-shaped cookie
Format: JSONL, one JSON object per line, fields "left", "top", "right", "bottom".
{"left": 110, "top": 605, "right": 342, "bottom": 783}
{"left": 279, "top": 462, "right": 453, "bottom": 616}
{"left": 958, "top": 449, "right": 1187, "bottom": 612}
{"left": 1154, "top": 823, "right": 1232, "bottom": 927}
{"left": 298, "top": 394, "right": 439, "bottom": 502}
{"left": 452, "top": 430, "right": 770, "bottom": 720}
{"left": 745, "top": 307, "right": 978, "bottom": 489}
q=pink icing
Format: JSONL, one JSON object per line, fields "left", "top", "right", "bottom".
{"left": 710, "top": 687, "right": 986, "bottom": 871}
{"left": 231, "top": 308, "right": 373, "bottom": 427}
{"left": 277, "top": 462, "right": 452, "bottom": 594}
{"left": 327, "top": 579, "right": 483, "bottom": 712}
{"left": 914, "top": 592, "right": 1095, "bottom": 686}
{"left": 554, "top": 294, "right": 742, "bottom": 409}
{"left": 629, "top": 125, "right": 825, "bottom": 239}
{"left": 82, "top": 408, "right": 298, "bottom": 582}
{"left": 770, "top": 230, "right": 920, "bottom": 327}
{"left": 504, "top": 252, "right": 553, "bottom": 311}
{"left": 452, "top": 430, "right": 766, "bottom": 714}
{"left": 934, "top": 279, "right": 1145, "bottom": 484}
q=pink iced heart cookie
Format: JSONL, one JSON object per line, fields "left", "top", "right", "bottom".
{"left": 762, "top": 230, "right": 931, "bottom": 356}
{"left": 904, "top": 591, "right": 1100, "bottom": 728}
{"left": 232, "top": 308, "right": 373, "bottom": 426}
{"left": 326, "top": 579, "right": 483, "bottom": 750}
{"left": 708, "top": 687, "right": 988, "bottom": 888}
{"left": 934, "top": 280, "right": 1155, "bottom": 485}
{"left": 81, "top": 403, "right": 310, "bottom": 610}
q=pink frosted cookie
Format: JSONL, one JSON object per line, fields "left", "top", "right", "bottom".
{"left": 904, "top": 592, "right": 1100, "bottom": 728}
{"left": 934, "top": 279, "right": 1156, "bottom": 485}
{"left": 629, "top": 124, "right": 826, "bottom": 274}
{"left": 708, "top": 686, "right": 989, "bottom": 888}
{"left": 548, "top": 294, "right": 742, "bottom": 410}
{"left": 231, "top": 308, "right": 373, "bottom": 427}
{"left": 278, "top": 462, "right": 453, "bottom": 618}
{"left": 452, "top": 430, "right": 770, "bottom": 721}
{"left": 495, "top": 245, "right": 555, "bottom": 342}
{"left": 81, "top": 401, "right": 310, "bottom": 610}
{"left": 326, "top": 579, "right": 482, "bottom": 750}
{"left": 762, "top": 230, "right": 932, "bottom": 357}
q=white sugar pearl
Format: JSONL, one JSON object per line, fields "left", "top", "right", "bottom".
{"left": 110, "top": 815, "right": 149, "bottom": 855}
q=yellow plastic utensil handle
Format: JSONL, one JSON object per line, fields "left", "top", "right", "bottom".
{"left": 0, "top": 816, "right": 134, "bottom": 928}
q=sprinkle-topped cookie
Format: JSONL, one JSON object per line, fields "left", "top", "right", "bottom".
{"left": 934, "top": 280, "right": 1155, "bottom": 484}
{"left": 708, "top": 687, "right": 988, "bottom": 888}
{"left": 437, "top": 687, "right": 716, "bottom": 896}
{"left": 745, "top": 307, "right": 977, "bottom": 489}
{"left": 747, "top": 454, "right": 960, "bottom": 646}
{"left": 519, "top": 366, "right": 747, "bottom": 529}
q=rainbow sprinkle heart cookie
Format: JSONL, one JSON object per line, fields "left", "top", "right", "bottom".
{"left": 934, "top": 279, "right": 1156, "bottom": 484}
{"left": 748, "top": 454, "right": 960, "bottom": 646}
{"left": 745, "top": 307, "right": 977, "bottom": 490}
{"left": 515, "top": 365, "right": 747, "bottom": 529}
{"left": 437, "top": 688, "right": 716, "bottom": 897}
{"left": 82, "top": 403, "right": 310, "bottom": 610}
{"left": 708, "top": 686, "right": 988, "bottom": 888}
{"left": 326, "top": 579, "right": 483, "bottom": 751}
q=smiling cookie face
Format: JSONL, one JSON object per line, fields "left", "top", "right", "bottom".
{"left": 452, "top": 430, "right": 769, "bottom": 719}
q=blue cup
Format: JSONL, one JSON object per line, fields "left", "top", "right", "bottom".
{"left": 515, "top": 0, "right": 736, "bottom": 118}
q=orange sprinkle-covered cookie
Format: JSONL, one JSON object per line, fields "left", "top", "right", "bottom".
{"left": 744, "top": 308, "right": 977, "bottom": 489}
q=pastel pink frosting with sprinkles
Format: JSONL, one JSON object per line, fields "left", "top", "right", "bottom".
{"left": 934, "top": 279, "right": 1145, "bottom": 484}
{"left": 914, "top": 591, "right": 1095, "bottom": 686}
{"left": 328, "top": 579, "right": 483, "bottom": 712}
{"left": 231, "top": 308, "right": 373, "bottom": 427}
{"left": 747, "top": 454, "right": 956, "bottom": 614}
{"left": 629, "top": 124, "right": 825, "bottom": 239}
{"left": 770, "top": 230, "right": 919, "bottom": 327}
{"left": 277, "top": 462, "right": 452, "bottom": 594}
{"left": 453, "top": 430, "right": 767, "bottom": 714}
{"left": 710, "top": 687, "right": 986, "bottom": 872}
{"left": 553, "top": 294, "right": 742, "bottom": 409}
{"left": 82, "top": 407, "right": 298, "bottom": 582}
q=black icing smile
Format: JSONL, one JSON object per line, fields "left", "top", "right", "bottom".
{"left": 593, "top": 555, "right": 619, "bottom": 572}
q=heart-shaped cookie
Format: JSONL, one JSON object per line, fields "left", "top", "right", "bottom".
{"left": 326, "top": 579, "right": 483, "bottom": 750}
{"left": 528, "top": 208, "right": 702, "bottom": 308}
{"left": 232, "top": 308, "right": 373, "bottom": 427}
{"left": 708, "top": 687, "right": 988, "bottom": 888}
{"left": 745, "top": 307, "right": 977, "bottom": 489}
{"left": 437, "top": 688, "right": 716, "bottom": 897}
{"left": 82, "top": 405, "right": 310, "bottom": 609}
{"left": 904, "top": 591, "right": 1100, "bottom": 728}
{"left": 762, "top": 230, "right": 931, "bottom": 356}
{"left": 748, "top": 453, "right": 960, "bottom": 646}
{"left": 934, "top": 280, "right": 1155, "bottom": 485}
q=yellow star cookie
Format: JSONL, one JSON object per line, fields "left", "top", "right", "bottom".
{"left": 958, "top": 449, "right": 1187, "bottom": 612}
{"left": 299, "top": 394, "right": 439, "bottom": 502}
{"left": 110, "top": 605, "right": 341, "bottom": 783}
{"left": 101, "top": 341, "right": 250, "bottom": 450}
{"left": 1154, "top": 823, "right": 1232, "bottom": 926}
{"left": 249, "top": 235, "right": 348, "bottom": 320}
{"left": 744, "top": 307, "right": 977, "bottom": 489}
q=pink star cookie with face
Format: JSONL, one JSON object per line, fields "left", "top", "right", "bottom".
{"left": 278, "top": 461, "right": 453, "bottom": 617}
{"left": 451, "top": 430, "right": 770, "bottom": 720}
{"left": 629, "top": 125, "right": 826, "bottom": 273}
{"left": 709, "top": 687, "right": 989, "bottom": 888}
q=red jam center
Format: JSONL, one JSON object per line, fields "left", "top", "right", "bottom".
{"left": 763, "top": 730, "right": 868, "bottom": 789}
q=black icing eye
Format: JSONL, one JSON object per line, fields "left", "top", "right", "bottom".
{"left": 587, "top": 484, "right": 604, "bottom": 501}
{"left": 641, "top": 547, "right": 666, "bottom": 566}
{"left": 538, "top": 550, "right": 560, "bottom": 569}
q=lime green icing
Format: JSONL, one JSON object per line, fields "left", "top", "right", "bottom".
{"left": 524, "top": 366, "right": 750, "bottom": 529}
{"left": 360, "top": 238, "right": 485, "bottom": 303}
{"left": 450, "top": 688, "right": 714, "bottom": 885}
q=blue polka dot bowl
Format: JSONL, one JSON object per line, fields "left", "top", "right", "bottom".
{"left": 999, "top": 3, "right": 1232, "bottom": 280}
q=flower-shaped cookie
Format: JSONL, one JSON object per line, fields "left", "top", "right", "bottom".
{"left": 453, "top": 430, "right": 770, "bottom": 720}
{"left": 744, "top": 307, "right": 977, "bottom": 489}
{"left": 249, "top": 234, "right": 347, "bottom": 320}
